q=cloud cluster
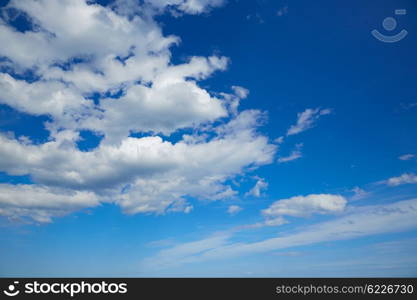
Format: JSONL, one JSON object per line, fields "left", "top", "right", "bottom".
{"left": 0, "top": 0, "right": 276, "bottom": 222}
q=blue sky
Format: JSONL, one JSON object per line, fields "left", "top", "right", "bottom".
{"left": 0, "top": 0, "right": 417, "bottom": 277}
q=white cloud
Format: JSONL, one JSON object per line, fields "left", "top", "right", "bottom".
{"left": 278, "top": 143, "right": 303, "bottom": 163}
{"left": 0, "top": 1, "right": 231, "bottom": 143}
{"left": 262, "top": 194, "right": 347, "bottom": 225}
{"left": 0, "top": 0, "right": 277, "bottom": 222}
{"left": 0, "top": 110, "right": 275, "bottom": 218}
{"left": 350, "top": 186, "right": 369, "bottom": 201}
{"left": 218, "top": 86, "right": 249, "bottom": 116}
{"left": 287, "top": 108, "right": 331, "bottom": 136}
{"left": 141, "top": 232, "right": 231, "bottom": 269}
{"left": 401, "top": 102, "right": 417, "bottom": 110}
{"left": 0, "top": 184, "right": 99, "bottom": 223}
{"left": 82, "top": 57, "right": 229, "bottom": 143}
{"left": 399, "top": 154, "right": 415, "bottom": 161}
{"left": 274, "top": 136, "right": 284, "bottom": 144}
{"left": 0, "top": 73, "right": 93, "bottom": 128}
{"left": 385, "top": 173, "right": 417, "bottom": 186}
{"left": 276, "top": 6, "right": 288, "bottom": 17}
{"left": 143, "top": 0, "right": 225, "bottom": 15}
{"left": 227, "top": 205, "right": 242, "bottom": 215}
{"left": 142, "top": 198, "right": 417, "bottom": 269}
{"left": 1, "top": 0, "right": 170, "bottom": 70}
{"left": 263, "top": 217, "right": 287, "bottom": 227}
{"left": 245, "top": 177, "right": 268, "bottom": 197}
{"left": 231, "top": 86, "right": 249, "bottom": 99}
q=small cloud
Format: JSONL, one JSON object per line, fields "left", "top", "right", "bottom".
{"left": 262, "top": 193, "right": 347, "bottom": 227}
{"left": 227, "top": 205, "right": 243, "bottom": 216}
{"left": 276, "top": 5, "right": 288, "bottom": 17}
{"left": 287, "top": 108, "right": 332, "bottom": 136}
{"left": 278, "top": 143, "right": 303, "bottom": 163}
{"left": 350, "top": 187, "right": 369, "bottom": 201}
{"left": 274, "top": 136, "right": 284, "bottom": 144}
{"left": 184, "top": 206, "right": 193, "bottom": 213}
{"left": 400, "top": 102, "right": 417, "bottom": 110}
{"left": 245, "top": 177, "right": 268, "bottom": 197}
{"left": 221, "top": 86, "right": 250, "bottom": 115}
{"left": 385, "top": 173, "right": 417, "bottom": 186}
{"left": 264, "top": 216, "right": 287, "bottom": 227}
{"left": 231, "top": 86, "right": 249, "bottom": 99}
{"left": 246, "top": 13, "right": 264, "bottom": 24}
{"left": 399, "top": 154, "right": 415, "bottom": 161}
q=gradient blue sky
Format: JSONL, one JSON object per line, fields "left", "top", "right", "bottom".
{"left": 1, "top": 0, "right": 417, "bottom": 277}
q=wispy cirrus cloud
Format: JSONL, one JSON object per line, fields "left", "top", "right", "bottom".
{"left": 276, "top": 6, "right": 288, "bottom": 17}
{"left": 350, "top": 186, "right": 370, "bottom": 201}
{"left": 287, "top": 108, "right": 332, "bottom": 136}
{"left": 384, "top": 173, "right": 417, "bottom": 186}
{"left": 141, "top": 198, "right": 417, "bottom": 270}
{"left": 227, "top": 205, "right": 242, "bottom": 216}
{"left": 278, "top": 143, "right": 303, "bottom": 163}
{"left": 399, "top": 154, "right": 415, "bottom": 161}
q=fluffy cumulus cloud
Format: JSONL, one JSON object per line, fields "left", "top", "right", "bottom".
{"left": 227, "top": 205, "right": 242, "bottom": 215}
{"left": 261, "top": 194, "right": 347, "bottom": 226}
{"left": 287, "top": 108, "right": 331, "bottom": 136}
{"left": 0, "top": 0, "right": 276, "bottom": 222}
{"left": 0, "top": 184, "right": 100, "bottom": 223}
